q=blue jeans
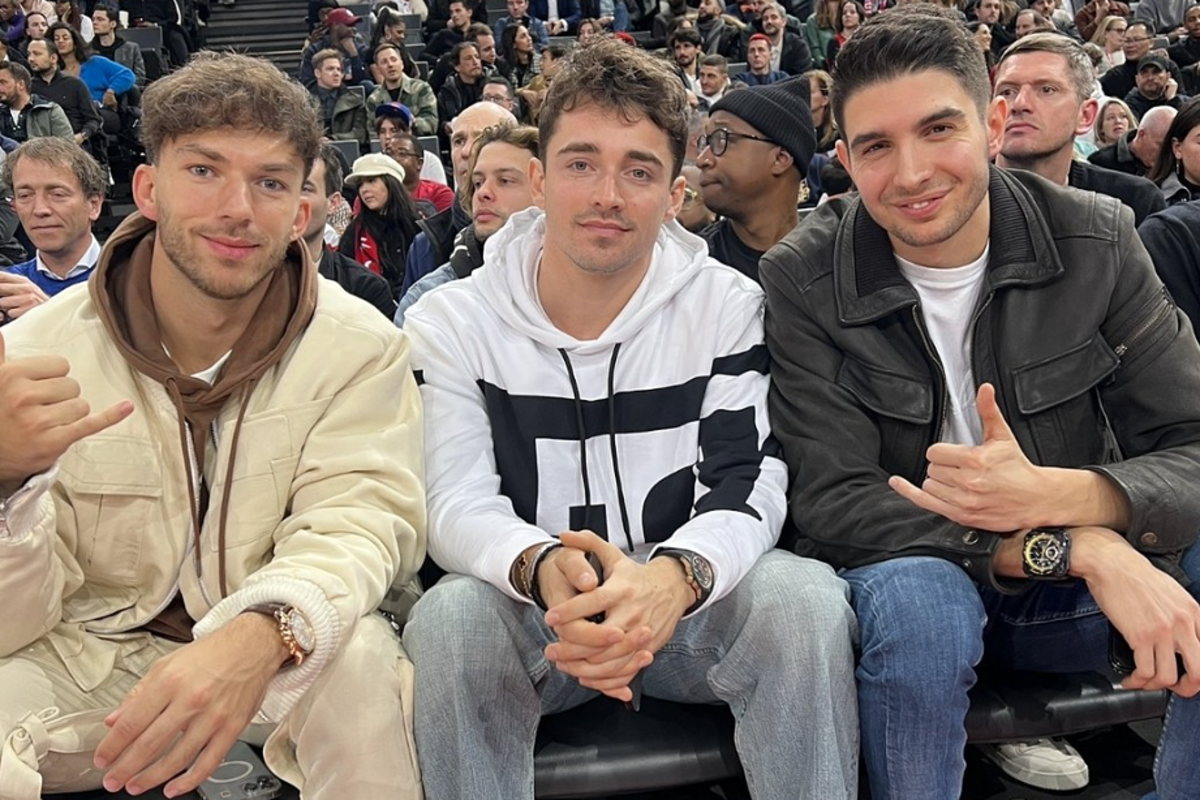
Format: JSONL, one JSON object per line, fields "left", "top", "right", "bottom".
{"left": 403, "top": 550, "right": 859, "bottom": 799}
{"left": 843, "top": 545, "right": 1200, "bottom": 800}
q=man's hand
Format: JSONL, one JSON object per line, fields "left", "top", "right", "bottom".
{"left": 0, "top": 330, "right": 134, "bottom": 487}
{"left": 103, "top": 88, "right": 118, "bottom": 109}
{"left": 94, "top": 613, "right": 291, "bottom": 798}
{"left": 1166, "top": 77, "right": 1180, "bottom": 100}
{"left": 0, "top": 270, "right": 50, "bottom": 323}
{"left": 889, "top": 383, "right": 1046, "bottom": 531}
{"left": 1072, "top": 527, "right": 1200, "bottom": 696}
{"left": 543, "top": 531, "right": 693, "bottom": 700}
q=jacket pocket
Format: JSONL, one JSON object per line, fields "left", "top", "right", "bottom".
{"left": 57, "top": 438, "right": 162, "bottom": 587}
{"left": 211, "top": 412, "right": 303, "bottom": 549}
{"left": 1011, "top": 333, "right": 1119, "bottom": 466}
{"left": 837, "top": 357, "right": 934, "bottom": 477}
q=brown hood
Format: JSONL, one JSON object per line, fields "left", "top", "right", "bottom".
{"left": 89, "top": 211, "right": 317, "bottom": 601}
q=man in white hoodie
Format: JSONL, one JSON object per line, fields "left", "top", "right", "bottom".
{"left": 403, "top": 37, "right": 859, "bottom": 799}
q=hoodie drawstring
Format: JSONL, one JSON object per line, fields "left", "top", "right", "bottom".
{"left": 557, "top": 346, "right": 634, "bottom": 551}
{"left": 215, "top": 379, "right": 257, "bottom": 599}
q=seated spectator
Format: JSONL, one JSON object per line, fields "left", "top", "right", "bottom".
{"left": 481, "top": 74, "right": 516, "bottom": 114}
{"left": 1102, "top": 22, "right": 1183, "bottom": 98}
{"left": 0, "top": 137, "right": 101, "bottom": 324}
{"left": 654, "top": 0, "right": 694, "bottom": 45}
{"left": 48, "top": 21, "right": 134, "bottom": 148}
{"left": 528, "top": 0, "right": 578, "bottom": 34}
{"left": 810, "top": 68, "right": 837, "bottom": 151}
{"left": 1014, "top": 8, "right": 1053, "bottom": 38}
{"left": 0, "top": 59, "right": 72, "bottom": 143}
{"left": 25, "top": 37, "right": 99, "bottom": 149}
{"left": 675, "top": 161, "right": 716, "bottom": 234}
{"left": 430, "top": 21, "right": 499, "bottom": 93}
{"left": 1168, "top": 4, "right": 1200, "bottom": 66}
{"left": 500, "top": 22, "right": 539, "bottom": 88}
{"left": 736, "top": 32, "right": 788, "bottom": 84}
{"left": 17, "top": 9, "right": 45, "bottom": 52}
{"left": 1139, "top": 195, "right": 1200, "bottom": 336}
{"left": 1125, "top": 53, "right": 1187, "bottom": 118}
{"left": 1091, "top": 103, "right": 1177, "bottom": 174}
{"left": 367, "top": 43, "right": 439, "bottom": 136}
{"left": 300, "top": 8, "right": 369, "bottom": 91}
{"left": 1135, "top": 0, "right": 1191, "bottom": 38}
{"left": 310, "top": 49, "right": 370, "bottom": 149}
{"left": 51, "top": 0, "right": 88, "bottom": 41}
{"left": 391, "top": 129, "right": 454, "bottom": 211}
{"left": 397, "top": 122, "right": 536, "bottom": 322}
{"left": 825, "top": 0, "right": 863, "bottom": 67}
{"left": 16, "top": 0, "right": 52, "bottom": 25}
{"left": 493, "top": 0, "right": 548, "bottom": 53}
{"left": 699, "top": 53, "right": 730, "bottom": 105}
{"left": 1095, "top": 96, "right": 1138, "bottom": 146}
{"left": 1090, "top": 14, "right": 1128, "bottom": 74}
{"left": 1030, "top": 0, "right": 1082, "bottom": 39}
{"left": 806, "top": 0, "right": 840, "bottom": 67}
{"left": 426, "top": 0, "right": 486, "bottom": 35}
{"left": 139, "top": 0, "right": 194, "bottom": 69}
{"left": 575, "top": 16, "right": 600, "bottom": 43}
{"left": 760, "top": 8, "right": 1200, "bottom": 800}
{"left": 301, "top": 142, "right": 397, "bottom": 319}
{"left": 514, "top": 41, "right": 562, "bottom": 121}
{"left": 0, "top": 53, "right": 425, "bottom": 800}
{"left": 0, "top": 0, "right": 22, "bottom": 41}
{"left": 1147, "top": 96, "right": 1200, "bottom": 203}
{"left": 365, "top": 7, "right": 419, "bottom": 81}
{"left": 90, "top": 5, "right": 145, "bottom": 87}
{"left": 759, "top": 2, "right": 811, "bottom": 75}
{"left": 340, "top": 152, "right": 422, "bottom": 297}
{"left": 403, "top": 39, "right": 858, "bottom": 800}
{"left": 424, "top": 0, "right": 473, "bottom": 61}
{"left": 996, "top": 33, "right": 1165, "bottom": 228}
{"left": 698, "top": 77, "right": 813, "bottom": 282}
{"left": 403, "top": 100, "right": 514, "bottom": 290}
{"left": 968, "top": 21, "right": 997, "bottom": 75}
{"left": 1077, "top": 0, "right": 1130, "bottom": 43}
{"left": 438, "top": 41, "right": 485, "bottom": 135}
{"left": 672, "top": 27, "right": 703, "bottom": 92}
{"left": 376, "top": 101, "right": 448, "bottom": 184}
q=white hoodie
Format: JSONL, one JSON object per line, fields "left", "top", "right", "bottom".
{"left": 405, "top": 209, "right": 787, "bottom": 611}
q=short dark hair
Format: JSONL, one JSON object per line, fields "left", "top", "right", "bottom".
{"left": 831, "top": 4, "right": 992, "bottom": 132}
{"left": 312, "top": 141, "right": 345, "bottom": 196}
{"left": 669, "top": 27, "right": 702, "bottom": 48}
{"left": 701, "top": 53, "right": 728, "bottom": 72}
{"left": 543, "top": 43, "right": 569, "bottom": 59}
{"left": 539, "top": 37, "right": 689, "bottom": 178}
{"left": 91, "top": 4, "right": 116, "bottom": 22}
{"left": 0, "top": 59, "right": 30, "bottom": 92}
{"left": 466, "top": 22, "right": 492, "bottom": 40}
{"left": 484, "top": 75, "right": 514, "bottom": 96}
{"left": 142, "top": 52, "right": 322, "bottom": 168}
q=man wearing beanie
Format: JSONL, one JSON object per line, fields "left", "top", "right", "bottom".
{"left": 698, "top": 76, "right": 814, "bottom": 282}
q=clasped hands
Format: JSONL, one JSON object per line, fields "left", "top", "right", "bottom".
{"left": 537, "top": 530, "right": 693, "bottom": 702}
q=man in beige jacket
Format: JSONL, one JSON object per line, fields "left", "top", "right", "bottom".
{"left": 0, "top": 52, "right": 426, "bottom": 800}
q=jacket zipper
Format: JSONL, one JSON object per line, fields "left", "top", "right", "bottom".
{"left": 911, "top": 305, "right": 948, "bottom": 476}
{"left": 1114, "top": 287, "right": 1174, "bottom": 359}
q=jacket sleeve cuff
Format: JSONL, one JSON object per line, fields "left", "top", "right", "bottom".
{"left": 0, "top": 467, "right": 57, "bottom": 546}
{"left": 478, "top": 530, "right": 560, "bottom": 605}
{"left": 192, "top": 576, "right": 342, "bottom": 723}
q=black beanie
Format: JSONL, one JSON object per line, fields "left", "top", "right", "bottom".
{"left": 710, "top": 76, "right": 816, "bottom": 176}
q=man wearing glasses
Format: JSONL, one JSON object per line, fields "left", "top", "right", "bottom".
{"left": 697, "top": 77, "right": 813, "bottom": 282}
{"left": 1101, "top": 20, "right": 1183, "bottom": 99}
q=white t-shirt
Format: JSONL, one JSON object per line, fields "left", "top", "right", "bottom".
{"left": 897, "top": 246, "right": 990, "bottom": 447}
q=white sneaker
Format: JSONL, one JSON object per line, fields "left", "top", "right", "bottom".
{"left": 979, "top": 738, "right": 1090, "bottom": 791}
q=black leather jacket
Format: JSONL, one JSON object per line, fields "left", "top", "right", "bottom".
{"left": 760, "top": 168, "right": 1200, "bottom": 589}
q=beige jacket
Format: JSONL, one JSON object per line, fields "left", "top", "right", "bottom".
{"left": 0, "top": 270, "right": 425, "bottom": 722}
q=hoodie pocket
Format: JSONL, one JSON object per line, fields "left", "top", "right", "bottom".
{"left": 57, "top": 439, "right": 162, "bottom": 588}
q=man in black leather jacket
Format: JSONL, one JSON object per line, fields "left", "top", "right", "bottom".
{"left": 760, "top": 5, "right": 1200, "bottom": 799}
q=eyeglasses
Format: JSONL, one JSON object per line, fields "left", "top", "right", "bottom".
{"left": 1125, "top": 36, "right": 1151, "bottom": 43}
{"left": 696, "top": 128, "right": 779, "bottom": 156}
{"left": 393, "top": 150, "right": 420, "bottom": 159}
{"left": 482, "top": 94, "right": 510, "bottom": 103}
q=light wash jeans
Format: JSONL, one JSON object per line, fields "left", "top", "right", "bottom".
{"left": 843, "top": 545, "right": 1200, "bottom": 800}
{"left": 403, "top": 549, "right": 859, "bottom": 799}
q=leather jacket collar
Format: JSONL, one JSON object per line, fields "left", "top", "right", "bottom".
{"left": 834, "top": 167, "right": 1066, "bottom": 325}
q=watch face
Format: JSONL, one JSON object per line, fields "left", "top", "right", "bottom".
{"left": 1025, "top": 531, "right": 1066, "bottom": 576}
{"left": 690, "top": 555, "right": 715, "bottom": 591}
{"left": 286, "top": 609, "right": 316, "bottom": 653}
